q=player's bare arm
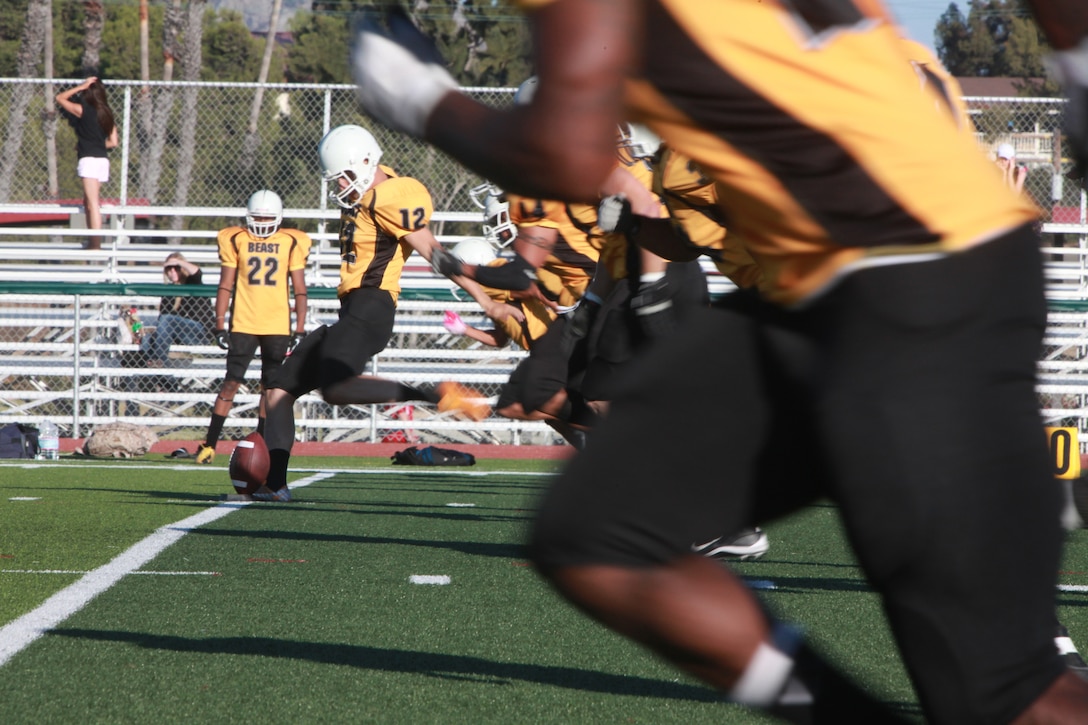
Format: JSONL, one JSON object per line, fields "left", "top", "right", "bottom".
{"left": 289, "top": 268, "right": 307, "bottom": 334}
{"left": 464, "top": 323, "right": 512, "bottom": 348}
{"left": 403, "top": 228, "right": 527, "bottom": 324}
{"left": 513, "top": 226, "right": 558, "bottom": 268}
{"left": 215, "top": 266, "right": 237, "bottom": 331}
{"left": 601, "top": 166, "right": 664, "bottom": 218}
{"left": 1025, "top": 0, "right": 1088, "bottom": 48}
{"left": 424, "top": 0, "right": 636, "bottom": 201}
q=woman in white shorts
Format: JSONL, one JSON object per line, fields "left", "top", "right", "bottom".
{"left": 55, "top": 77, "right": 119, "bottom": 250}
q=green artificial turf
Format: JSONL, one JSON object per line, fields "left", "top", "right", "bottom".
{"left": 1, "top": 457, "right": 1087, "bottom": 724}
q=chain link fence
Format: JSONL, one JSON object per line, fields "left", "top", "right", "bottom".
{"left": 0, "top": 78, "right": 1087, "bottom": 445}
{"left": 0, "top": 78, "right": 516, "bottom": 241}
{"left": 0, "top": 79, "right": 1080, "bottom": 227}
{"left": 966, "top": 97, "right": 1084, "bottom": 221}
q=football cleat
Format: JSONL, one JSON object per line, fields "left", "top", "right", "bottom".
{"left": 195, "top": 444, "right": 215, "bottom": 465}
{"left": 692, "top": 527, "right": 770, "bottom": 561}
{"left": 1056, "top": 624, "right": 1088, "bottom": 681}
{"left": 250, "top": 485, "right": 292, "bottom": 503}
{"left": 1062, "top": 651, "right": 1088, "bottom": 682}
{"left": 436, "top": 381, "right": 490, "bottom": 422}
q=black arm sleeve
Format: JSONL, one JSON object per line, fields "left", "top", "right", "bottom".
{"left": 472, "top": 254, "right": 538, "bottom": 291}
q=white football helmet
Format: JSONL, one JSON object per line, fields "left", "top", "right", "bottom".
{"left": 245, "top": 189, "right": 283, "bottom": 238}
{"left": 468, "top": 181, "right": 498, "bottom": 209}
{"left": 451, "top": 238, "right": 498, "bottom": 266}
{"left": 469, "top": 182, "right": 516, "bottom": 248}
{"left": 483, "top": 195, "right": 516, "bottom": 248}
{"left": 318, "top": 124, "right": 383, "bottom": 209}
{"left": 618, "top": 123, "right": 662, "bottom": 159}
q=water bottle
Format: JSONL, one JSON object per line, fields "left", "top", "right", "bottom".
{"left": 38, "top": 420, "right": 59, "bottom": 460}
{"left": 127, "top": 307, "right": 143, "bottom": 343}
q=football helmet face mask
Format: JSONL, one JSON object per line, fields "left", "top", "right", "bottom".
{"left": 618, "top": 123, "right": 662, "bottom": 160}
{"left": 483, "top": 195, "right": 516, "bottom": 248}
{"left": 451, "top": 238, "right": 498, "bottom": 266}
{"left": 318, "top": 124, "right": 383, "bottom": 209}
{"left": 469, "top": 182, "right": 516, "bottom": 248}
{"left": 245, "top": 189, "right": 283, "bottom": 238}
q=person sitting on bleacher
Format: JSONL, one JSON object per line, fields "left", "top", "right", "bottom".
{"left": 140, "top": 252, "right": 214, "bottom": 367}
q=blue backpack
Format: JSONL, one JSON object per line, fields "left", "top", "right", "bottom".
{"left": 391, "top": 445, "right": 476, "bottom": 467}
{"left": 0, "top": 423, "right": 39, "bottom": 459}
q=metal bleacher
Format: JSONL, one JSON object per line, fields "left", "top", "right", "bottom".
{"left": 0, "top": 198, "right": 1087, "bottom": 446}
{"left": 0, "top": 202, "right": 567, "bottom": 445}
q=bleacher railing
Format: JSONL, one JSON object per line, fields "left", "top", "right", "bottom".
{"left": 0, "top": 282, "right": 562, "bottom": 445}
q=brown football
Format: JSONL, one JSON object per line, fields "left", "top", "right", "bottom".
{"left": 228, "top": 432, "right": 270, "bottom": 495}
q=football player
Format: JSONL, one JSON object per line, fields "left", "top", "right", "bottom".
{"left": 442, "top": 238, "right": 565, "bottom": 353}
{"left": 253, "top": 125, "right": 498, "bottom": 502}
{"left": 195, "top": 190, "right": 310, "bottom": 465}
{"left": 350, "top": 1, "right": 1088, "bottom": 722}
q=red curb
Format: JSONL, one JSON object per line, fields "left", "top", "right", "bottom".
{"left": 58, "top": 438, "right": 574, "bottom": 461}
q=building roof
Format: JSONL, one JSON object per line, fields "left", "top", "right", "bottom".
{"left": 957, "top": 77, "right": 1047, "bottom": 97}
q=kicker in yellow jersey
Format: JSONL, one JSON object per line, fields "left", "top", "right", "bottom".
{"left": 259, "top": 124, "right": 505, "bottom": 502}
{"left": 336, "top": 166, "right": 434, "bottom": 301}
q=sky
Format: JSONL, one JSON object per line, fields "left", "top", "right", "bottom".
{"left": 886, "top": 0, "right": 956, "bottom": 50}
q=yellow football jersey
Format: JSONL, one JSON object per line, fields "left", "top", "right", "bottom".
{"left": 477, "top": 259, "right": 564, "bottom": 350}
{"left": 337, "top": 165, "right": 433, "bottom": 301}
{"left": 898, "top": 37, "right": 974, "bottom": 135}
{"left": 498, "top": 300, "right": 556, "bottom": 350}
{"left": 597, "top": 151, "right": 667, "bottom": 282}
{"left": 506, "top": 193, "right": 602, "bottom": 300}
{"left": 218, "top": 226, "right": 311, "bottom": 335}
{"left": 653, "top": 146, "right": 763, "bottom": 290}
{"left": 515, "top": 0, "right": 1038, "bottom": 304}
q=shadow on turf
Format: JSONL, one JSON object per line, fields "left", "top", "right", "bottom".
{"left": 47, "top": 628, "right": 725, "bottom": 701}
{"left": 744, "top": 574, "right": 875, "bottom": 594}
{"left": 186, "top": 526, "right": 528, "bottom": 559}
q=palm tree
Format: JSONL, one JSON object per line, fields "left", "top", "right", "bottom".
{"left": 139, "top": 0, "right": 184, "bottom": 206}
{"left": 81, "top": 0, "right": 105, "bottom": 76}
{"left": 241, "top": 0, "right": 284, "bottom": 175}
{"left": 0, "top": 0, "right": 50, "bottom": 203}
{"left": 169, "top": 0, "right": 206, "bottom": 239}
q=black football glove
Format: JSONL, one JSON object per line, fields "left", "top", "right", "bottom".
{"left": 430, "top": 246, "right": 465, "bottom": 278}
{"left": 350, "top": 8, "right": 459, "bottom": 137}
{"left": 559, "top": 296, "right": 601, "bottom": 357}
{"left": 288, "top": 331, "right": 306, "bottom": 355}
{"left": 214, "top": 329, "right": 230, "bottom": 350}
{"left": 630, "top": 276, "right": 675, "bottom": 340}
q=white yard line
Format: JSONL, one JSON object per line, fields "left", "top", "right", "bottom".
{"left": 1059, "top": 584, "right": 1088, "bottom": 593}
{"left": 2, "top": 570, "right": 221, "bottom": 576}
{"left": 0, "top": 471, "right": 333, "bottom": 668}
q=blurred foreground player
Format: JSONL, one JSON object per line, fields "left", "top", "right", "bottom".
{"left": 196, "top": 190, "right": 310, "bottom": 465}
{"left": 253, "top": 125, "right": 490, "bottom": 502}
{"left": 350, "top": 1, "right": 1088, "bottom": 722}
